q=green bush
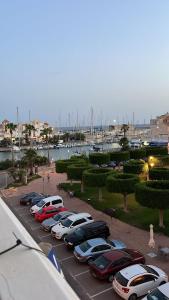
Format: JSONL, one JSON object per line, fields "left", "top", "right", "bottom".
{"left": 109, "top": 151, "right": 130, "bottom": 163}
{"left": 55, "top": 158, "right": 86, "bottom": 173}
{"left": 129, "top": 149, "right": 146, "bottom": 159}
{"left": 135, "top": 181, "right": 169, "bottom": 209}
{"left": 83, "top": 168, "right": 114, "bottom": 187}
{"left": 67, "top": 163, "right": 90, "bottom": 181}
{"left": 89, "top": 152, "right": 110, "bottom": 165}
{"left": 146, "top": 147, "right": 168, "bottom": 156}
{"left": 106, "top": 173, "right": 139, "bottom": 194}
{"left": 149, "top": 167, "right": 169, "bottom": 180}
{"left": 123, "top": 159, "right": 145, "bottom": 174}
{"left": 157, "top": 155, "right": 169, "bottom": 166}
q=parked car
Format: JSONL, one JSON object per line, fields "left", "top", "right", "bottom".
{"left": 30, "top": 195, "right": 64, "bottom": 215}
{"left": 35, "top": 206, "right": 68, "bottom": 222}
{"left": 112, "top": 264, "right": 168, "bottom": 300}
{"left": 89, "top": 249, "right": 145, "bottom": 282}
{"left": 73, "top": 238, "right": 126, "bottom": 263}
{"left": 41, "top": 211, "right": 77, "bottom": 232}
{"left": 142, "top": 282, "right": 169, "bottom": 300}
{"left": 31, "top": 194, "right": 50, "bottom": 206}
{"left": 64, "top": 221, "right": 110, "bottom": 249}
{"left": 20, "top": 192, "right": 43, "bottom": 205}
{"left": 51, "top": 213, "right": 94, "bottom": 239}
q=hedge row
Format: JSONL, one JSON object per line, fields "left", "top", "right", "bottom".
{"left": 123, "top": 160, "right": 145, "bottom": 174}
{"left": 149, "top": 168, "right": 169, "bottom": 180}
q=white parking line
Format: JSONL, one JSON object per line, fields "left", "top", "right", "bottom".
{"left": 39, "top": 234, "right": 51, "bottom": 239}
{"left": 59, "top": 255, "right": 74, "bottom": 262}
{"left": 75, "top": 270, "right": 90, "bottom": 277}
{"left": 91, "top": 287, "right": 113, "bottom": 298}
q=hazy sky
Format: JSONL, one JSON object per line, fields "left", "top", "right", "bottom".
{"left": 0, "top": 0, "right": 169, "bottom": 126}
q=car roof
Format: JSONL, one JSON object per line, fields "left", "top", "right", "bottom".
{"left": 158, "top": 283, "right": 169, "bottom": 296}
{"left": 67, "top": 212, "right": 91, "bottom": 222}
{"left": 42, "top": 195, "right": 63, "bottom": 203}
{"left": 103, "top": 250, "right": 128, "bottom": 260}
{"left": 81, "top": 220, "right": 107, "bottom": 230}
{"left": 120, "top": 264, "right": 146, "bottom": 280}
{"left": 87, "top": 238, "right": 107, "bottom": 247}
{"left": 42, "top": 206, "right": 59, "bottom": 211}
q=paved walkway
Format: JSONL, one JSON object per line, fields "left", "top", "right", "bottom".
{"left": 1, "top": 164, "right": 169, "bottom": 276}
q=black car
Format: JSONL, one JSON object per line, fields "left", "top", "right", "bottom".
{"left": 64, "top": 221, "right": 110, "bottom": 249}
{"left": 20, "top": 192, "right": 44, "bottom": 205}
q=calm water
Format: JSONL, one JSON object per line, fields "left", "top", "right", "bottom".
{"left": 0, "top": 143, "right": 120, "bottom": 162}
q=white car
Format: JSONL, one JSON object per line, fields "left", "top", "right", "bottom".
{"left": 51, "top": 213, "right": 93, "bottom": 239}
{"left": 112, "top": 264, "right": 168, "bottom": 300}
{"left": 30, "top": 195, "right": 63, "bottom": 215}
{"left": 142, "top": 282, "right": 169, "bottom": 299}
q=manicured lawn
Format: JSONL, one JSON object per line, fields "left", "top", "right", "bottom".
{"left": 59, "top": 182, "right": 169, "bottom": 236}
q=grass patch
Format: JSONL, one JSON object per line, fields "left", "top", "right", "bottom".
{"left": 7, "top": 174, "right": 41, "bottom": 188}
{"left": 58, "top": 182, "right": 169, "bottom": 236}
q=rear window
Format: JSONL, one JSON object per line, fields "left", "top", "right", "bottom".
{"left": 37, "top": 200, "right": 45, "bottom": 207}
{"left": 79, "top": 241, "right": 91, "bottom": 253}
{"left": 93, "top": 255, "right": 110, "bottom": 269}
{"left": 61, "top": 218, "right": 72, "bottom": 227}
{"left": 147, "top": 289, "right": 169, "bottom": 300}
{"left": 115, "top": 272, "right": 129, "bottom": 287}
{"left": 53, "top": 214, "right": 62, "bottom": 221}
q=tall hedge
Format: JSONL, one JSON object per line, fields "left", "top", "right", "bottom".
{"left": 123, "top": 159, "right": 145, "bottom": 174}
{"left": 157, "top": 155, "right": 169, "bottom": 166}
{"left": 135, "top": 180, "right": 169, "bottom": 227}
{"left": 67, "top": 164, "right": 90, "bottom": 181}
{"left": 149, "top": 167, "right": 169, "bottom": 180}
{"left": 106, "top": 173, "right": 139, "bottom": 211}
{"left": 83, "top": 168, "right": 114, "bottom": 201}
{"left": 55, "top": 159, "right": 86, "bottom": 173}
{"left": 89, "top": 152, "right": 110, "bottom": 165}
{"left": 129, "top": 149, "right": 146, "bottom": 159}
{"left": 146, "top": 147, "right": 168, "bottom": 156}
{"left": 109, "top": 151, "right": 130, "bottom": 163}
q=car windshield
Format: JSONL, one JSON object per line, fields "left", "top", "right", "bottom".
{"left": 93, "top": 255, "right": 111, "bottom": 269}
{"left": 37, "top": 200, "right": 45, "bottom": 207}
{"left": 53, "top": 214, "right": 63, "bottom": 221}
{"left": 79, "top": 241, "right": 91, "bottom": 253}
{"left": 142, "top": 265, "right": 159, "bottom": 276}
{"left": 38, "top": 208, "right": 43, "bottom": 214}
{"left": 147, "top": 289, "right": 169, "bottom": 300}
{"left": 74, "top": 228, "right": 84, "bottom": 238}
{"left": 60, "top": 218, "right": 72, "bottom": 227}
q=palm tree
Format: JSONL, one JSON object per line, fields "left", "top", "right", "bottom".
{"left": 22, "top": 124, "right": 36, "bottom": 147}
{"left": 5, "top": 123, "right": 17, "bottom": 166}
{"left": 121, "top": 124, "right": 129, "bottom": 138}
{"left": 40, "top": 127, "right": 53, "bottom": 164}
{"left": 22, "top": 149, "right": 37, "bottom": 175}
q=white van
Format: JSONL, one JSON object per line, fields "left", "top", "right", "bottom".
{"left": 51, "top": 212, "right": 93, "bottom": 239}
{"left": 30, "top": 195, "right": 63, "bottom": 215}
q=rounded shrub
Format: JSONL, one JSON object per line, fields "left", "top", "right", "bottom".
{"left": 0, "top": 159, "right": 13, "bottom": 170}
{"left": 135, "top": 180, "right": 169, "bottom": 209}
{"left": 83, "top": 168, "right": 114, "bottom": 187}
{"left": 146, "top": 147, "right": 168, "bottom": 157}
{"left": 89, "top": 152, "right": 110, "bottom": 165}
{"left": 157, "top": 155, "right": 169, "bottom": 166}
{"left": 67, "top": 163, "right": 90, "bottom": 181}
{"left": 109, "top": 151, "right": 130, "bottom": 163}
{"left": 106, "top": 173, "right": 139, "bottom": 194}
{"left": 123, "top": 159, "right": 145, "bottom": 174}
{"left": 149, "top": 167, "right": 169, "bottom": 180}
{"left": 55, "top": 159, "right": 86, "bottom": 173}
{"left": 129, "top": 149, "right": 146, "bottom": 159}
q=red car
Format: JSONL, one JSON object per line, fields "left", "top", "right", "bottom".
{"left": 89, "top": 249, "right": 145, "bottom": 282}
{"left": 35, "top": 206, "right": 68, "bottom": 222}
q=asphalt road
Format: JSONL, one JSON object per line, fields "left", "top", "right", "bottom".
{"left": 4, "top": 196, "right": 122, "bottom": 300}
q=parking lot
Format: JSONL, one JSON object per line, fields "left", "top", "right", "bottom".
{"left": 3, "top": 170, "right": 169, "bottom": 300}
{"left": 4, "top": 195, "right": 121, "bottom": 300}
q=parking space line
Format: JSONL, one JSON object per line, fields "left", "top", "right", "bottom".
{"left": 90, "top": 287, "right": 113, "bottom": 298}
{"left": 59, "top": 255, "right": 74, "bottom": 262}
{"left": 75, "top": 270, "right": 90, "bottom": 277}
{"left": 39, "top": 234, "right": 51, "bottom": 239}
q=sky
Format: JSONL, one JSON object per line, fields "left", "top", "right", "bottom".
{"left": 0, "top": 0, "right": 169, "bottom": 126}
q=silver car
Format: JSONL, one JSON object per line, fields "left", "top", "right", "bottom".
{"left": 113, "top": 264, "right": 168, "bottom": 300}
{"left": 41, "top": 211, "right": 77, "bottom": 231}
{"left": 142, "top": 282, "right": 169, "bottom": 300}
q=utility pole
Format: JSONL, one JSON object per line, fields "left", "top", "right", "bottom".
{"left": 90, "top": 106, "right": 94, "bottom": 136}
{"left": 16, "top": 107, "right": 21, "bottom": 149}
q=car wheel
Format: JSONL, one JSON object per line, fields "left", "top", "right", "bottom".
{"left": 129, "top": 294, "right": 137, "bottom": 300}
{"left": 160, "top": 281, "right": 166, "bottom": 286}
{"left": 108, "top": 274, "right": 114, "bottom": 282}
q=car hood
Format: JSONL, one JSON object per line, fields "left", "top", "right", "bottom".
{"left": 110, "top": 239, "right": 126, "bottom": 249}
{"left": 74, "top": 245, "right": 88, "bottom": 257}
{"left": 66, "top": 232, "right": 79, "bottom": 243}
{"left": 52, "top": 222, "right": 68, "bottom": 233}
